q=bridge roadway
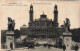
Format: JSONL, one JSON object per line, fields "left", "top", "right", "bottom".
{"left": 1, "top": 46, "right": 76, "bottom": 51}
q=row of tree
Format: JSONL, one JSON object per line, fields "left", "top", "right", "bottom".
{"left": 70, "top": 28, "right": 80, "bottom": 42}
{"left": 1, "top": 28, "right": 80, "bottom": 44}
{"left": 15, "top": 28, "right": 80, "bottom": 42}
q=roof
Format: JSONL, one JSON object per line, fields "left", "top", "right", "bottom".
{"left": 20, "top": 24, "right": 27, "bottom": 29}
{"left": 35, "top": 13, "right": 52, "bottom": 21}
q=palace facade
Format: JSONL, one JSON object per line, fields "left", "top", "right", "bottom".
{"left": 26, "top": 4, "right": 64, "bottom": 38}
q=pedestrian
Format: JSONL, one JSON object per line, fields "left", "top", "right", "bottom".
{"left": 48, "top": 44, "right": 50, "bottom": 48}
{"left": 10, "top": 42, "right": 13, "bottom": 50}
{"left": 75, "top": 44, "right": 79, "bottom": 51}
{"left": 62, "top": 44, "right": 66, "bottom": 51}
{"left": 28, "top": 44, "right": 30, "bottom": 49}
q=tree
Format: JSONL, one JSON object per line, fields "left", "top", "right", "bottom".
{"left": 70, "top": 28, "right": 80, "bottom": 42}
{"left": 14, "top": 29, "right": 20, "bottom": 38}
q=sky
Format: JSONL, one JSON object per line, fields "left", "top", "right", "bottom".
{"left": 0, "top": 0, "right": 80, "bottom": 30}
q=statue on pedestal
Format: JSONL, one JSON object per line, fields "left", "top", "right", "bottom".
{"left": 63, "top": 18, "right": 70, "bottom": 32}
{"left": 6, "top": 17, "right": 15, "bottom": 49}
{"left": 8, "top": 17, "right": 15, "bottom": 31}
{"left": 63, "top": 18, "right": 72, "bottom": 50}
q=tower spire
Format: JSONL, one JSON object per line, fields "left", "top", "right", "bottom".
{"left": 43, "top": 11, "right": 44, "bottom": 14}
{"left": 53, "top": 4, "right": 58, "bottom": 27}
{"left": 29, "top": 4, "right": 33, "bottom": 22}
{"left": 54, "top": 4, "right": 57, "bottom": 10}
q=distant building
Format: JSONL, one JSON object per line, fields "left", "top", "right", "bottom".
{"left": 20, "top": 24, "right": 27, "bottom": 35}
{"left": 1, "top": 30, "right": 7, "bottom": 43}
{"left": 27, "top": 4, "right": 64, "bottom": 38}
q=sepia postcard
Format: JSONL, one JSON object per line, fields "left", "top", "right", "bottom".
{"left": 0, "top": 0, "right": 80, "bottom": 51}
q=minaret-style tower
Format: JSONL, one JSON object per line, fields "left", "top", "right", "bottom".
{"left": 29, "top": 4, "right": 33, "bottom": 22}
{"left": 53, "top": 4, "right": 58, "bottom": 27}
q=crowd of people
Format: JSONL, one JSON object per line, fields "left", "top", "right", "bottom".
{"left": 10, "top": 41, "right": 79, "bottom": 51}
{"left": 62, "top": 44, "right": 79, "bottom": 51}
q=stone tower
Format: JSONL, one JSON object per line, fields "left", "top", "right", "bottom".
{"left": 29, "top": 4, "right": 33, "bottom": 22}
{"left": 53, "top": 4, "right": 58, "bottom": 27}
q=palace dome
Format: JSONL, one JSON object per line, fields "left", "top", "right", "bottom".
{"left": 20, "top": 24, "right": 27, "bottom": 29}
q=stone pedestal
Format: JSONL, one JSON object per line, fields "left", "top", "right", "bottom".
{"left": 63, "top": 32, "right": 72, "bottom": 50}
{"left": 6, "top": 31, "right": 15, "bottom": 49}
